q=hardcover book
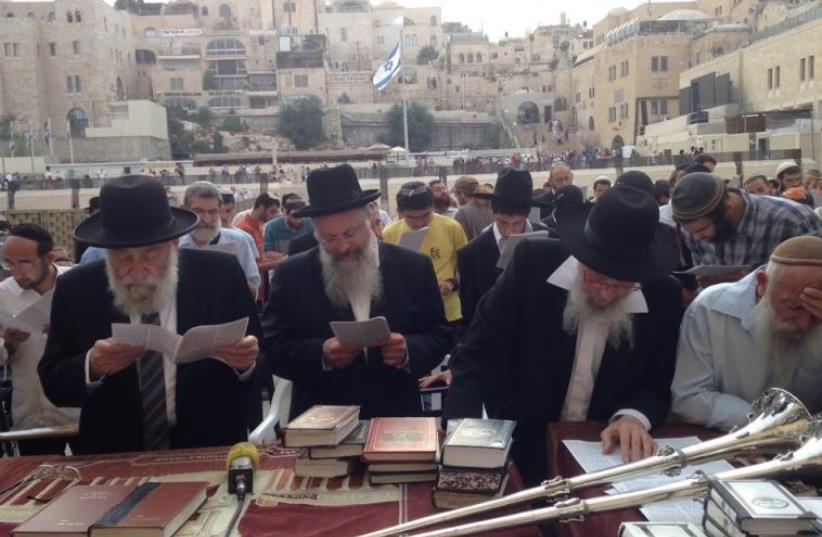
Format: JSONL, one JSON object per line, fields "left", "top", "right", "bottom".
{"left": 442, "top": 419, "right": 515, "bottom": 469}
{"left": 309, "top": 420, "right": 369, "bottom": 459}
{"left": 432, "top": 473, "right": 509, "bottom": 510}
{"left": 436, "top": 464, "right": 508, "bottom": 494}
{"left": 283, "top": 405, "right": 360, "bottom": 448}
{"left": 362, "top": 417, "right": 439, "bottom": 463}
{"left": 708, "top": 480, "right": 814, "bottom": 535}
{"left": 294, "top": 456, "right": 355, "bottom": 479}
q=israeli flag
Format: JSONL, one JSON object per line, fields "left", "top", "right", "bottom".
{"left": 373, "top": 42, "right": 402, "bottom": 92}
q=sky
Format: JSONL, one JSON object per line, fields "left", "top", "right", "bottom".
{"left": 391, "top": 0, "right": 651, "bottom": 41}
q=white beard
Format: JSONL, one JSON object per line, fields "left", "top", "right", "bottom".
{"left": 106, "top": 248, "right": 179, "bottom": 318}
{"left": 562, "top": 277, "right": 635, "bottom": 350}
{"left": 191, "top": 217, "right": 221, "bottom": 244}
{"left": 319, "top": 231, "right": 383, "bottom": 310}
{"left": 753, "top": 297, "right": 822, "bottom": 412}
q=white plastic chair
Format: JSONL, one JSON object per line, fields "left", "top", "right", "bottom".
{"left": 248, "top": 375, "right": 292, "bottom": 445}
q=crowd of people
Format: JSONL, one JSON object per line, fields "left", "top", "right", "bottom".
{"left": 0, "top": 157, "right": 819, "bottom": 490}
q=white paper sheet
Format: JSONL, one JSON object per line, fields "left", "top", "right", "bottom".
{"left": 496, "top": 230, "right": 549, "bottom": 270}
{"left": 562, "top": 437, "right": 734, "bottom": 523}
{"left": 0, "top": 290, "right": 53, "bottom": 333}
{"left": 111, "top": 317, "right": 249, "bottom": 364}
{"left": 330, "top": 316, "right": 391, "bottom": 347}
{"left": 398, "top": 227, "right": 429, "bottom": 252}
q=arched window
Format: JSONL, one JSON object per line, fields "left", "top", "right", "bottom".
{"left": 208, "top": 96, "right": 242, "bottom": 109}
{"left": 218, "top": 4, "right": 231, "bottom": 18}
{"left": 115, "top": 77, "right": 125, "bottom": 100}
{"left": 430, "top": 36, "right": 437, "bottom": 47}
{"left": 458, "top": 53, "right": 464, "bottom": 63}
{"left": 467, "top": 53, "right": 474, "bottom": 63}
{"left": 164, "top": 97, "right": 197, "bottom": 110}
{"left": 430, "top": 15, "right": 437, "bottom": 26}
{"left": 144, "top": 27, "right": 157, "bottom": 38}
{"left": 588, "top": 116, "right": 595, "bottom": 131}
{"left": 206, "top": 38, "right": 245, "bottom": 56}
{"left": 66, "top": 11, "right": 73, "bottom": 22}
{"left": 74, "top": 10, "right": 81, "bottom": 21}
{"left": 476, "top": 53, "right": 482, "bottom": 63}
{"left": 201, "top": 6, "right": 208, "bottom": 15}
{"left": 27, "top": 12, "right": 35, "bottom": 19}
{"left": 47, "top": 11, "right": 55, "bottom": 21}
{"left": 67, "top": 108, "right": 89, "bottom": 135}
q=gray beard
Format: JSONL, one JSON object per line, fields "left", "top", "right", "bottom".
{"left": 191, "top": 219, "right": 220, "bottom": 244}
{"left": 753, "top": 298, "right": 822, "bottom": 412}
{"left": 319, "top": 232, "right": 383, "bottom": 310}
{"left": 105, "top": 248, "right": 179, "bottom": 318}
{"left": 562, "top": 278, "right": 635, "bottom": 350}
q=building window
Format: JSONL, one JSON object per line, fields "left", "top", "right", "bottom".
{"left": 170, "top": 78, "right": 184, "bottom": 91}
{"left": 103, "top": 16, "right": 107, "bottom": 30}
{"left": 67, "top": 75, "right": 75, "bottom": 93}
{"left": 66, "top": 10, "right": 72, "bottom": 22}
{"left": 651, "top": 56, "right": 668, "bottom": 72}
{"left": 206, "top": 39, "right": 246, "bottom": 56}
{"left": 283, "top": 2, "right": 296, "bottom": 13}
{"left": 219, "top": 4, "right": 231, "bottom": 17}
{"left": 295, "top": 74, "right": 308, "bottom": 87}
{"left": 340, "top": 28, "right": 347, "bottom": 42}
{"left": 377, "top": 35, "right": 384, "bottom": 45}
{"left": 809, "top": 56, "right": 815, "bottom": 80}
{"left": 767, "top": 67, "right": 773, "bottom": 89}
{"left": 67, "top": 107, "right": 89, "bottom": 134}
{"left": 476, "top": 53, "right": 482, "bottom": 63}
{"left": 208, "top": 96, "right": 242, "bottom": 109}
{"left": 49, "top": 42, "right": 56, "bottom": 56}
{"left": 201, "top": 6, "right": 208, "bottom": 15}
{"left": 144, "top": 27, "right": 156, "bottom": 38}
{"left": 73, "top": 40, "right": 80, "bottom": 55}
{"left": 775, "top": 66, "right": 780, "bottom": 88}
{"left": 3, "top": 42, "right": 19, "bottom": 57}
{"left": 74, "top": 11, "right": 81, "bottom": 22}
{"left": 207, "top": 59, "right": 247, "bottom": 76}
{"left": 467, "top": 53, "right": 474, "bottom": 63}
{"left": 608, "top": 107, "right": 616, "bottom": 122}
{"left": 620, "top": 60, "right": 629, "bottom": 77}
{"left": 459, "top": 53, "right": 464, "bottom": 63}
{"left": 430, "top": 15, "right": 437, "bottom": 26}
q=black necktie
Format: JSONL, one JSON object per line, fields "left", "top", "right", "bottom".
{"left": 138, "top": 312, "right": 170, "bottom": 450}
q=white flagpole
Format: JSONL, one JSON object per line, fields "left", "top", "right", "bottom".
{"left": 400, "top": 25, "right": 410, "bottom": 159}
{"left": 47, "top": 118, "right": 54, "bottom": 157}
{"left": 66, "top": 119, "right": 75, "bottom": 164}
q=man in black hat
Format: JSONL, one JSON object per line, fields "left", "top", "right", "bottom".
{"left": 457, "top": 168, "right": 549, "bottom": 329}
{"left": 39, "top": 176, "right": 261, "bottom": 454}
{"left": 74, "top": 196, "right": 101, "bottom": 263}
{"left": 542, "top": 184, "right": 585, "bottom": 237}
{"left": 445, "top": 186, "right": 683, "bottom": 486}
{"left": 262, "top": 164, "right": 452, "bottom": 419}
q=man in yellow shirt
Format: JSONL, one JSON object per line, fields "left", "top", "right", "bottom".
{"left": 383, "top": 181, "right": 468, "bottom": 325}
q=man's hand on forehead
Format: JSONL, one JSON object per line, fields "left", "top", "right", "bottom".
{"left": 800, "top": 286, "right": 822, "bottom": 322}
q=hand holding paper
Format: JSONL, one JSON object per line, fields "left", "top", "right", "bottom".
{"left": 378, "top": 333, "right": 407, "bottom": 368}
{"left": 330, "top": 316, "right": 392, "bottom": 347}
{"left": 398, "top": 227, "right": 429, "bottom": 252}
{"left": 215, "top": 335, "right": 258, "bottom": 372}
{"left": 89, "top": 338, "right": 145, "bottom": 380}
{"left": 0, "top": 290, "right": 54, "bottom": 334}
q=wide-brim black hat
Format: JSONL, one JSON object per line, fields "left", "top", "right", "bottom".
{"left": 475, "top": 168, "right": 551, "bottom": 208}
{"left": 74, "top": 176, "right": 197, "bottom": 248}
{"left": 293, "top": 164, "right": 380, "bottom": 218}
{"left": 557, "top": 185, "right": 678, "bottom": 282}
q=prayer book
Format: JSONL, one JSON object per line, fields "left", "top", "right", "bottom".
{"left": 707, "top": 480, "right": 814, "bottom": 536}
{"left": 362, "top": 417, "right": 439, "bottom": 463}
{"left": 111, "top": 317, "right": 248, "bottom": 364}
{"left": 283, "top": 405, "right": 360, "bottom": 448}
{"left": 619, "top": 522, "right": 707, "bottom": 537}
{"left": 435, "top": 464, "right": 509, "bottom": 494}
{"left": 432, "top": 473, "right": 510, "bottom": 510}
{"left": 442, "top": 418, "right": 515, "bottom": 469}
{"left": 294, "top": 456, "right": 355, "bottom": 478}
{"left": 496, "top": 231, "right": 549, "bottom": 270}
{"left": 397, "top": 227, "right": 429, "bottom": 252}
{"left": 330, "top": 317, "right": 391, "bottom": 347}
{"left": 309, "top": 420, "right": 369, "bottom": 459}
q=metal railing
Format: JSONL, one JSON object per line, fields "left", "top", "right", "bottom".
{"left": 751, "top": 6, "right": 822, "bottom": 44}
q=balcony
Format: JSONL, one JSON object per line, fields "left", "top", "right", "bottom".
{"left": 156, "top": 46, "right": 202, "bottom": 61}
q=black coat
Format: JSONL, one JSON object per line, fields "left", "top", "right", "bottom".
{"left": 446, "top": 238, "right": 683, "bottom": 486}
{"left": 287, "top": 232, "right": 318, "bottom": 256}
{"left": 457, "top": 223, "right": 548, "bottom": 329}
{"left": 262, "top": 243, "right": 453, "bottom": 419}
{"left": 38, "top": 249, "right": 262, "bottom": 454}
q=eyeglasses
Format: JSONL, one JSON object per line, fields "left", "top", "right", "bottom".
{"left": 191, "top": 208, "right": 219, "bottom": 217}
{"left": 582, "top": 270, "right": 641, "bottom": 292}
{"left": 1, "top": 258, "right": 41, "bottom": 272}
{"left": 317, "top": 221, "right": 367, "bottom": 246}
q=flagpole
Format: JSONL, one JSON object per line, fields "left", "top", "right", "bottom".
{"left": 47, "top": 118, "right": 54, "bottom": 158}
{"left": 28, "top": 123, "right": 35, "bottom": 176}
{"left": 400, "top": 25, "right": 410, "bottom": 162}
{"left": 67, "top": 119, "right": 75, "bottom": 164}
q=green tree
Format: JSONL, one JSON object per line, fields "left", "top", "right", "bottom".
{"left": 166, "top": 107, "right": 195, "bottom": 159}
{"left": 191, "top": 107, "right": 214, "bottom": 127}
{"left": 416, "top": 46, "right": 438, "bottom": 65}
{"left": 385, "top": 102, "right": 434, "bottom": 152}
{"left": 278, "top": 96, "right": 324, "bottom": 150}
{"left": 212, "top": 131, "right": 227, "bottom": 153}
{"left": 221, "top": 114, "right": 247, "bottom": 134}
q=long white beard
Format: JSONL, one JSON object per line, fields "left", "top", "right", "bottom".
{"left": 105, "top": 248, "right": 179, "bottom": 318}
{"left": 562, "top": 278, "right": 635, "bottom": 350}
{"left": 191, "top": 217, "right": 221, "bottom": 244}
{"left": 319, "top": 231, "right": 383, "bottom": 310}
{"left": 753, "top": 298, "right": 822, "bottom": 412}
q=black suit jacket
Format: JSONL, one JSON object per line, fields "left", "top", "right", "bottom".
{"left": 457, "top": 223, "right": 548, "bottom": 329}
{"left": 262, "top": 243, "right": 453, "bottom": 419}
{"left": 38, "top": 249, "right": 262, "bottom": 454}
{"left": 287, "top": 232, "right": 318, "bottom": 256}
{"left": 446, "top": 238, "right": 683, "bottom": 485}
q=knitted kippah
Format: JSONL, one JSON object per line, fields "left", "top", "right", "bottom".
{"left": 671, "top": 172, "right": 725, "bottom": 221}
{"left": 770, "top": 236, "right": 822, "bottom": 267}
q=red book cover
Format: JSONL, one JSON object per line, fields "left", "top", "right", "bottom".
{"left": 12, "top": 485, "right": 137, "bottom": 536}
{"left": 362, "top": 417, "right": 439, "bottom": 462}
{"left": 90, "top": 482, "right": 208, "bottom": 537}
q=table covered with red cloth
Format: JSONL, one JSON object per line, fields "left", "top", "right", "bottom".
{"left": 547, "top": 421, "right": 719, "bottom": 537}
{"left": 0, "top": 445, "right": 541, "bottom": 537}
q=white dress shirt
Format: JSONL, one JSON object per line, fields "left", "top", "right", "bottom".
{"left": 547, "top": 257, "right": 652, "bottom": 429}
{"left": 0, "top": 265, "right": 80, "bottom": 430}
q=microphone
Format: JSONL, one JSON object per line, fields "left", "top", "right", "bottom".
{"left": 226, "top": 442, "right": 259, "bottom": 497}
{"left": 223, "top": 442, "right": 259, "bottom": 537}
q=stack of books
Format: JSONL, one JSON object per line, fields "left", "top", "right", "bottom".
{"left": 433, "top": 418, "right": 515, "bottom": 509}
{"left": 283, "top": 405, "right": 364, "bottom": 478}
{"left": 702, "top": 479, "right": 816, "bottom": 537}
{"left": 362, "top": 417, "right": 440, "bottom": 484}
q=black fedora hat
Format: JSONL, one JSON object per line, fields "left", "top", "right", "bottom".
{"left": 293, "top": 164, "right": 380, "bottom": 218}
{"left": 475, "top": 168, "right": 550, "bottom": 208}
{"left": 557, "top": 185, "right": 677, "bottom": 282}
{"left": 74, "top": 176, "right": 197, "bottom": 248}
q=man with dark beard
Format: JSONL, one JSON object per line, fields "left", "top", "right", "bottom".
{"left": 429, "top": 179, "right": 457, "bottom": 217}
{"left": 671, "top": 235, "right": 822, "bottom": 430}
{"left": 38, "top": 176, "right": 261, "bottom": 454}
{"left": 672, "top": 172, "right": 822, "bottom": 269}
{"left": 445, "top": 186, "right": 683, "bottom": 486}
{"left": 262, "top": 165, "right": 452, "bottom": 419}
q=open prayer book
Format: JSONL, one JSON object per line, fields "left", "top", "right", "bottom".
{"left": 330, "top": 316, "right": 391, "bottom": 347}
{"left": 0, "top": 289, "right": 53, "bottom": 333}
{"left": 398, "top": 227, "right": 429, "bottom": 252}
{"left": 496, "top": 230, "right": 549, "bottom": 270}
{"left": 111, "top": 317, "right": 249, "bottom": 364}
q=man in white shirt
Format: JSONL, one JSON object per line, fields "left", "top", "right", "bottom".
{"left": 0, "top": 224, "right": 79, "bottom": 455}
{"left": 671, "top": 235, "right": 822, "bottom": 430}
{"left": 39, "top": 175, "right": 260, "bottom": 454}
{"left": 177, "top": 182, "right": 261, "bottom": 298}
{"left": 446, "top": 186, "right": 683, "bottom": 486}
